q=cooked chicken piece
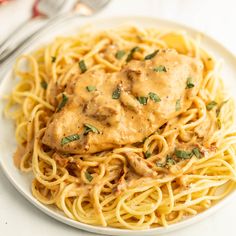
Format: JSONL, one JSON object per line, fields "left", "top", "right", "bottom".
{"left": 126, "top": 152, "right": 157, "bottom": 177}
{"left": 42, "top": 49, "right": 203, "bottom": 154}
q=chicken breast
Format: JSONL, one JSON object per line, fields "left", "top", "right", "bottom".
{"left": 42, "top": 49, "right": 203, "bottom": 154}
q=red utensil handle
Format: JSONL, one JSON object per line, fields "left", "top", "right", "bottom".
{"left": 0, "top": 0, "right": 10, "bottom": 5}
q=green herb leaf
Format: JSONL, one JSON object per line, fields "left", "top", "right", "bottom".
{"left": 149, "top": 92, "right": 161, "bottom": 103}
{"left": 175, "top": 149, "right": 193, "bottom": 159}
{"left": 57, "top": 94, "right": 68, "bottom": 112}
{"left": 112, "top": 87, "right": 121, "bottom": 99}
{"left": 137, "top": 96, "right": 148, "bottom": 105}
{"left": 192, "top": 147, "right": 202, "bottom": 159}
{"left": 79, "top": 60, "right": 87, "bottom": 73}
{"left": 176, "top": 99, "right": 181, "bottom": 111}
{"left": 153, "top": 65, "right": 167, "bottom": 72}
{"left": 126, "top": 47, "right": 140, "bottom": 62}
{"left": 51, "top": 56, "right": 56, "bottom": 63}
{"left": 216, "top": 100, "right": 228, "bottom": 116}
{"left": 115, "top": 50, "right": 126, "bottom": 60}
{"left": 206, "top": 101, "right": 217, "bottom": 111}
{"left": 85, "top": 171, "right": 93, "bottom": 182}
{"left": 86, "top": 86, "right": 96, "bottom": 92}
{"left": 186, "top": 77, "right": 195, "bottom": 89}
{"left": 61, "top": 134, "right": 80, "bottom": 145}
{"left": 40, "top": 81, "right": 48, "bottom": 90}
{"left": 144, "top": 151, "right": 151, "bottom": 159}
{"left": 144, "top": 50, "right": 159, "bottom": 60}
{"left": 166, "top": 155, "right": 176, "bottom": 166}
{"left": 84, "top": 123, "right": 100, "bottom": 134}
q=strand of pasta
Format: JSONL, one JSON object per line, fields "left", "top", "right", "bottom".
{"left": 6, "top": 25, "right": 236, "bottom": 229}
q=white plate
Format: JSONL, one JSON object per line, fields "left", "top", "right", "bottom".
{"left": 0, "top": 16, "right": 236, "bottom": 236}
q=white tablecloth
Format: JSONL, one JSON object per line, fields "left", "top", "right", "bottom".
{"left": 1, "top": 0, "right": 236, "bottom": 235}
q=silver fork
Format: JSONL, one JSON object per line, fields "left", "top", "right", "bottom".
{"left": 0, "top": 0, "right": 76, "bottom": 60}
{"left": 0, "top": 0, "right": 110, "bottom": 63}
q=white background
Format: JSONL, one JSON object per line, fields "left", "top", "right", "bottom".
{"left": 0, "top": 0, "right": 236, "bottom": 235}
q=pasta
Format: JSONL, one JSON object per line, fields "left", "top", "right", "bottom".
{"left": 5, "top": 25, "right": 236, "bottom": 229}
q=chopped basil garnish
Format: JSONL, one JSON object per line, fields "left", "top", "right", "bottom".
{"left": 175, "top": 149, "right": 193, "bottom": 159}
{"left": 61, "top": 134, "right": 80, "bottom": 145}
{"left": 186, "top": 77, "right": 194, "bottom": 89}
{"left": 57, "top": 94, "right": 68, "bottom": 111}
{"left": 79, "top": 60, "right": 87, "bottom": 73}
{"left": 40, "top": 81, "right": 47, "bottom": 90}
{"left": 137, "top": 96, "right": 148, "bottom": 105}
{"left": 216, "top": 100, "right": 228, "bottom": 116}
{"left": 153, "top": 65, "right": 167, "bottom": 72}
{"left": 156, "top": 155, "right": 175, "bottom": 168}
{"left": 176, "top": 99, "right": 181, "bottom": 111}
{"left": 51, "top": 56, "right": 56, "bottom": 63}
{"left": 192, "top": 147, "right": 202, "bottom": 159}
{"left": 157, "top": 147, "right": 203, "bottom": 167}
{"left": 126, "top": 47, "right": 140, "bottom": 62}
{"left": 85, "top": 171, "right": 93, "bottom": 182}
{"left": 84, "top": 123, "right": 100, "bottom": 134}
{"left": 112, "top": 87, "right": 121, "bottom": 99}
{"left": 144, "top": 50, "right": 159, "bottom": 60}
{"left": 166, "top": 155, "right": 176, "bottom": 166}
{"left": 206, "top": 101, "right": 217, "bottom": 111}
{"left": 86, "top": 86, "right": 96, "bottom": 92}
{"left": 115, "top": 50, "right": 126, "bottom": 60}
{"left": 149, "top": 92, "right": 161, "bottom": 103}
{"left": 144, "top": 151, "right": 151, "bottom": 159}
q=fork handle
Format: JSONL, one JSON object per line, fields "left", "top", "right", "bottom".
{"left": 0, "top": 18, "right": 32, "bottom": 56}
{"left": 0, "top": 14, "right": 72, "bottom": 63}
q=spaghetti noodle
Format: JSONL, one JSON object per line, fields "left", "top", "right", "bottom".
{"left": 5, "top": 25, "right": 236, "bottom": 229}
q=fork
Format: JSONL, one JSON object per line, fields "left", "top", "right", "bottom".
{"left": 0, "top": 0, "right": 76, "bottom": 60}
{"left": 0, "top": 0, "right": 110, "bottom": 63}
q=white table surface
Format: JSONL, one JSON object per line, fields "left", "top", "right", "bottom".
{"left": 0, "top": 0, "right": 236, "bottom": 235}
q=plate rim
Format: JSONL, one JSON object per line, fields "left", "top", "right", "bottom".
{"left": 1, "top": 15, "right": 236, "bottom": 236}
